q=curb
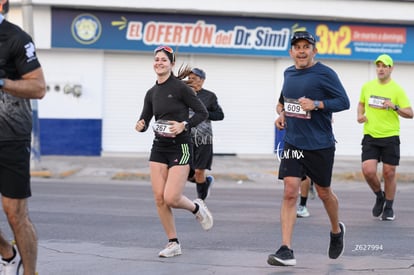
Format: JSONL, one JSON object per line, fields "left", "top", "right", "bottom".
{"left": 30, "top": 169, "right": 414, "bottom": 182}
{"left": 30, "top": 169, "right": 80, "bottom": 179}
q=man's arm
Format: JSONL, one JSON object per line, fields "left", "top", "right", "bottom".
{"left": 382, "top": 99, "right": 413, "bottom": 119}
{"left": 2, "top": 67, "right": 46, "bottom": 99}
{"left": 357, "top": 102, "right": 367, "bottom": 124}
{"left": 208, "top": 103, "right": 224, "bottom": 121}
{"left": 396, "top": 106, "right": 413, "bottom": 119}
{"left": 276, "top": 102, "right": 284, "bottom": 115}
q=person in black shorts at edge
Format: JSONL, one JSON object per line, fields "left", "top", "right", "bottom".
{"left": 0, "top": 1, "right": 46, "bottom": 274}
{"left": 276, "top": 93, "right": 314, "bottom": 218}
{"left": 135, "top": 45, "right": 213, "bottom": 258}
{"left": 186, "top": 68, "right": 224, "bottom": 201}
{"left": 268, "top": 30, "right": 350, "bottom": 266}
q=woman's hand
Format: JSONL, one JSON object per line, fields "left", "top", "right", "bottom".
{"left": 169, "top": 121, "right": 187, "bottom": 135}
{"left": 135, "top": 119, "right": 145, "bottom": 132}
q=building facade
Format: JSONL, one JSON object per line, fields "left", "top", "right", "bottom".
{"left": 7, "top": 0, "right": 414, "bottom": 156}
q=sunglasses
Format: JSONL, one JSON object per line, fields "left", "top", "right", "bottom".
{"left": 154, "top": 45, "right": 174, "bottom": 54}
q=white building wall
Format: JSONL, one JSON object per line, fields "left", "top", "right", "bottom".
{"left": 38, "top": 50, "right": 104, "bottom": 119}
{"left": 102, "top": 53, "right": 155, "bottom": 154}
{"left": 102, "top": 53, "right": 279, "bottom": 155}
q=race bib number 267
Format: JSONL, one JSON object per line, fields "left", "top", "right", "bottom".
{"left": 152, "top": 120, "right": 175, "bottom": 138}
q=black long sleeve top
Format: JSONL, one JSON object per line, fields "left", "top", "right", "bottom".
{"left": 139, "top": 74, "right": 208, "bottom": 144}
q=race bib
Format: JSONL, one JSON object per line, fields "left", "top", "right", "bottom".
{"left": 152, "top": 120, "right": 175, "bottom": 138}
{"left": 284, "top": 98, "right": 311, "bottom": 119}
{"left": 368, "top": 95, "right": 389, "bottom": 109}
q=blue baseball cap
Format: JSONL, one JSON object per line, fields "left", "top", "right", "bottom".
{"left": 291, "top": 31, "right": 316, "bottom": 45}
{"left": 191, "top": 68, "right": 206, "bottom": 79}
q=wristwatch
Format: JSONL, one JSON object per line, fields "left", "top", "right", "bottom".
{"left": 394, "top": 105, "right": 400, "bottom": 111}
{"left": 182, "top": 121, "right": 189, "bottom": 131}
{"left": 0, "top": 79, "right": 4, "bottom": 89}
{"left": 314, "top": 100, "right": 320, "bottom": 110}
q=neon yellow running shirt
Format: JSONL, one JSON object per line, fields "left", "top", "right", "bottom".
{"left": 360, "top": 79, "right": 411, "bottom": 138}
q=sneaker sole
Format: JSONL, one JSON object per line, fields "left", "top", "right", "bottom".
{"left": 297, "top": 213, "right": 310, "bottom": 218}
{"left": 328, "top": 222, "right": 346, "bottom": 259}
{"left": 381, "top": 215, "right": 395, "bottom": 221}
{"left": 159, "top": 251, "right": 182, "bottom": 258}
{"left": 159, "top": 249, "right": 182, "bottom": 258}
{"left": 267, "top": 254, "right": 296, "bottom": 266}
{"left": 202, "top": 215, "right": 213, "bottom": 231}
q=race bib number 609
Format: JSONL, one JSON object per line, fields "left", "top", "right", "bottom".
{"left": 284, "top": 98, "right": 311, "bottom": 119}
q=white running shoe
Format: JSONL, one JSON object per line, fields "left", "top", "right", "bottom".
{"left": 296, "top": 205, "right": 310, "bottom": 218}
{"left": 194, "top": 199, "right": 213, "bottom": 231}
{"left": 0, "top": 245, "right": 23, "bottom": 275}
{"left": 158, "top": 242, "right": 182, "bottom": 258}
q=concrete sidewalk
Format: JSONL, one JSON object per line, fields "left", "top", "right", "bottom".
{"left": 30, "top": 154, "right": 414, "bottom": 184}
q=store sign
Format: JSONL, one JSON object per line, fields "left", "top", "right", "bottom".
{"left": 51, "top": 8, "right": 413, "bottom": 62}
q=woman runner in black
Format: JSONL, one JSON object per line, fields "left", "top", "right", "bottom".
{"left": 135, "top": 45, "right": 213, "bottom": 258}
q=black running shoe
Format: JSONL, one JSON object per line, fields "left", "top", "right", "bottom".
{"left": 267, "top": 245, "right": 296, "bottom": 266}
{"left": 328, "top": 222, "right": 345, "bottom": 259}
{"left": 197, "top": 176, "right": 214, "bottom": 200}
{"left": 372, "top": 192, "right": 385, "bottom": 217}
{"left": 381, "top": 207, "right": 395, "bottom": 221}
{"left": 204, "top": 175, "right": 214, "bottom": 199}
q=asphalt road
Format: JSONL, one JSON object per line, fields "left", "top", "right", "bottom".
{"left": 1, "top": 178, "right": 413, "bottom": 275}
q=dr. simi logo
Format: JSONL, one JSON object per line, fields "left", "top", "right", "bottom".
{"left": 71, "top": 14, "right": 102, "bottom": 45}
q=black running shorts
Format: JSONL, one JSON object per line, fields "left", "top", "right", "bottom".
{"left": 361, "top": 134, "right": 400, "bottom": 166}
{"left": 149, "top": 142, "right": 192, "bottom": 168}
{"left": 0, "top": 140, "right": 32, "bottom": 199}
{"left": 192, "top": 144, "right": 213, "bottom": 170}
{"left": 278, "top": 142, "right": 335, "bottom": 187}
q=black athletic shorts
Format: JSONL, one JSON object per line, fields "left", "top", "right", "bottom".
{"left": 0, "top": 140, "right": 32, "bottom": 199}
{"left": 149, "top": 142, "right": 192, "bottom": 168}
{"left": 361, "top": 134, "right": 400, "bottom": 166}
{"left": 192, "top": 143, "right": 213, "bottom": 170}
{"left": 278, "top": 142, "right": 335, "bottom": 187}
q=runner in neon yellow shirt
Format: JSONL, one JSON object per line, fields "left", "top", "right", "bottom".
{"left": 357, "top": 54, "right": 413, "bottom": 221}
